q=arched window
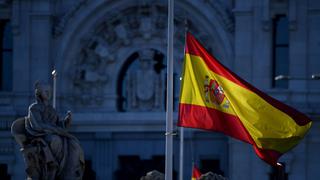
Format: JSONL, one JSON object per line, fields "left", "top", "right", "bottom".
{"left": 0, "top": 20, "right": 13, "bottom": 91}
{"left": 117, "top": 49, "right": 166, "bottom": 112}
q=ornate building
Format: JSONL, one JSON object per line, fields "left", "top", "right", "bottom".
{"left": 0, "top": 0, "right": 319, "bottom": 179}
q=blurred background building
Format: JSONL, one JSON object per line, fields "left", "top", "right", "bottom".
{"left": 0, "top": 0, "right": 319, "bottom": 179}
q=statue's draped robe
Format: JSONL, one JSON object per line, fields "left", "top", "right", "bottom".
{"left": 25, "top": 102, "right": 85, "bottom": 179}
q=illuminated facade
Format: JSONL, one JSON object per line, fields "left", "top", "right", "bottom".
{"left": 0, "top": 0, "right": 319, "bottom": 179}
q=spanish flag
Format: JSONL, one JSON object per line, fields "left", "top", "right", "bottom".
{"left": 178, "top": 32, "right": 312, "bottom": 165}
{"left": 191, "top": 165, "right": 201, "bottom": 180}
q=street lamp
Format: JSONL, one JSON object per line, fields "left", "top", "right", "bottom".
{"left": 311, "top": 74, "right": 320, "bottom": 80}
{"left": 275, "top": 74, "right": 320, "bottom": 81}
{"left": 274, "top": 75, "right": 291, "bottom": 81}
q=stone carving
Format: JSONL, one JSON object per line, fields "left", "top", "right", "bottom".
{"left": 67, "top": 3, "right": 220, "bottom": 108}
{"left": 115, "top": 24, "right": 131, "bottom": 45}
{"left": 93, "top": 36, "right": 116, "bottom": 62}
{"left": 140, "top": 170, "right": 164, "bottom": 180}
{"left": 72, "top": 45, "right": 109, "bottom": 106}
{"left": 127, "top": 49, "right": 163, "bottom": 111}
{"left": 199, "top": 172, "right": 227, "bottom": 180}
{"left": 140, "top": 16, "right": 153, "bottom": 40}
{"left": 11, "top": 82, "right": 85, "bottom": 180}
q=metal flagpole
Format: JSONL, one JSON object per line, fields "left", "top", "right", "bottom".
{"left": 51, "top": 69, "right": 57, "bottom": 108}
{"left": 165, "top": 0, "right": 174, "bottom": 179}
{"left": 179, "top": 18, "right": 188, "bottom": 180}
{"left": 179, "top": 127, "right": 184, "bottom": 180}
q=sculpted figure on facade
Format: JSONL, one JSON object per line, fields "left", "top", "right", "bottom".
{"left": 73, "top": 46, "right": 108, "bottom": 105}
{"left": 11, "top": 82, "right": 85, "bottom": 180}
{"left": 75, "top": 46, "right": 109, "bottom": 84}
{"left": 127, "top": 49, "right": 163, "bottom": 111}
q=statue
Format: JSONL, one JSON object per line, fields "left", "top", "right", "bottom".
{"left": 11, "top": 82, "right": 85, "bottom": 180}
{"left": 127, "top": 49, "right": 163, "bottom": 111}
{"left": 140, "top": 170, "right": 164, "bottom": 180}
{"left": 199, "top": 172, "right": 227, "bottom": 180}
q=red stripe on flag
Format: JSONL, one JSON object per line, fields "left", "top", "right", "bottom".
{"left": 185, "top": 32, "right": 311, "bottom": 126}
{"left": 178, "top": 103, "right": 282, "bottom": 165}
{"left": 253, "top": 146, "right": 282, "bottom": 166}
{"left": 178, "top": 103, "right": 252, "bottom": 143}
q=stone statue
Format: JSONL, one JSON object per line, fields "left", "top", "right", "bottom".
{"left": 127, "top": 49, "right": 163, "bottom": 111}
{"left": 11, "top": 82, "right": 85, "bottom": 180}
{"left": 199, "top": 172, "right": 227, "bottom": 180}
{"left": 140, "top": 170, "right": 164, "bottom": 180}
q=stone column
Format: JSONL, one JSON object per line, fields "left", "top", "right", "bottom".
{"left": 289, "top": 0, "right": 308, "bottom": 91}
{"left": 307, "top": 0, "right": 320, "bottom": 90}
{"left": 11, "top": 0, "right": 32, "bottom": 112}
{"left": 228, "top": 138, "right": 253, "bottom": 180}
{"left": 230, "top": 2, "right": 254, "bottom": 179}
{"left": 29, "top": 0, "right": 52, "bottom": 85}
{"left": 94, "top": 132, "right": 112, "bottom": 180}
{"left": 306, "top": 121, "right": 320, "bottom": 180}
{"left": 287, "top": 140, "right": 307, "bottom": 179}
{"left": 252, "top": 0, "right": 273, "bottom": 89}
{"left": 233, "top": 0, "right": 254, "bottom": 82}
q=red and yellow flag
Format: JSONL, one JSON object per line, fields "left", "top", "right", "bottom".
{"left": 178, "top": 32, "right": 312, "bottom": 165}
{"left": 191, "top": 165, "right": 201, "bottom": 180}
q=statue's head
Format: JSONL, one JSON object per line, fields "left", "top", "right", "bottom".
{"left": 34, "top": 81, "right": 52, "bottom": 102}
{"left": 138, "top": 49, "right": 155, "bottom": 69}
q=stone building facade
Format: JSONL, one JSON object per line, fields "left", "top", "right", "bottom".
{"left": 0, "top": 0, "right": 319, "bottom": 179}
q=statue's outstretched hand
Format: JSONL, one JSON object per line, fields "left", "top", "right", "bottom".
{"left": 64, "top": 111, "right": 72, "bottom": 128}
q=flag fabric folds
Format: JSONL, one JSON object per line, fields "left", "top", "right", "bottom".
{"left": 178, "top": 32, "right": 312, "bottom": 165}
{"left": 191, "top": 165, "right": 201, "bottom": 180}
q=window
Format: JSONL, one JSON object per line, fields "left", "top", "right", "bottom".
{"left": 0, "top": 164, "right": 10, "bottom": 180}
{"left": 0, "top": 20, "right": 13, "bottom": 91}
{"left": 272, "top": 15, "right": 289, "bottom": 88}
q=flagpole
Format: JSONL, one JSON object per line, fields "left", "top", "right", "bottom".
{"left": 179, "top": 127, "right": 184, "bottom": 180}
{"left": 165, "top": 0, "right": 174, "bottom": 179}
{"left": 179, "top": 18, "right": 188, "bottom": 180}
{"left": 51, "top": 69, "right": 57, "bottom": 108}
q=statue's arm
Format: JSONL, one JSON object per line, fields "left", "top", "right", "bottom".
{"left": 29, "top": 105, "right": 66, "bottom": 134}
{"left": 29, "top": 105, "right": 45, "bottom": 131}
{"left": 63, "top": 111, "right": 72, "bottom": 128}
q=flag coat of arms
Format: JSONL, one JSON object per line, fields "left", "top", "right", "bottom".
{"left": 178, "top": 32, "right": 312, "bottom": 165}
